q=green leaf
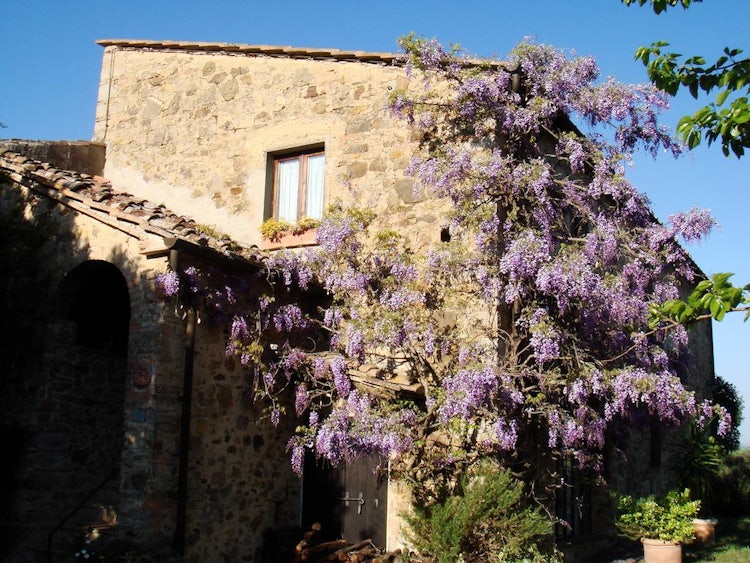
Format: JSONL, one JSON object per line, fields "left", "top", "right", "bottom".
{"left": 635, "top": 46, "right": 652, "bottom": 64}
{"left": 712, "top": 272, "right": 734, "bottom": 287}
{"left": 708, "top": 298, "right": 721, "bottom": 320}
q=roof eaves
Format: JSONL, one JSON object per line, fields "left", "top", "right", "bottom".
{"left": 96, "top": 39, "right": 403, "bottom": 66}
{"left": 0, "top": 150, "right": 264, "bottom": 269}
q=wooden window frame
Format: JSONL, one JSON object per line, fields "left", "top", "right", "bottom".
{"left": 269, "top": 147, "right": 325, "bottom": 222}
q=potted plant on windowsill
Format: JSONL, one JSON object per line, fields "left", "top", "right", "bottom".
{"left": 260, "top": 217, "right": 320, "bottom": 250}
{"left": 616, "top": 489, "right": 700, "bottom": 563}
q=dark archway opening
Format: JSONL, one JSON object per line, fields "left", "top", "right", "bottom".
{"left": 55, "top": 260, "right": 130, "bottom": 471}
{"left": 36, "top": 260, "right": 132, "bottom": 553}
{"left": 60, "top": 260, "right": 130, "bottom": 356}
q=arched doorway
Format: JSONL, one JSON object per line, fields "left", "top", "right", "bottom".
{"left": 53, "top": 260, "right": 130, "bottom": 471}
{"left": 1, "top": 260, "right": 132, "bottom": 557}
{"left": 31, "top": 260, "right": 132, "bottom": 552}
{"left": 59, "top": 260, "right": 130, "bottom": 357}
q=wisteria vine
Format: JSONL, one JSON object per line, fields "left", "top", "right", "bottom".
{"left": 157, "top": 36, "right": 730, "bottom": 500}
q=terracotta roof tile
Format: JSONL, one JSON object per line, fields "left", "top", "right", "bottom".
{"left": 95, "top": 39, "right": 515, "bottom": 71}
{"left": 0, "top": 150, "right": 263, "bottom": 267}
{"left": 96, "top": 39, "right": 404, "bottom": 65}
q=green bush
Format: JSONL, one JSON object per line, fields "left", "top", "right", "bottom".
{"left": 711, "top": 375, "right": 743, "bottom": 453}
{"left": 616, "top": 489, "right": 700, "bottom": 543}
{"left": 713, "top": 449, "right": 750, "bottom": 517}
{"left": 404, "top": 464, "right": 559, "bottom": 562}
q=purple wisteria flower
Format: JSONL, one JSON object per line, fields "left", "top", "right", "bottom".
{"left": 309, "top": 411, "right": 319, "bottom": 426}
{"left": 295, "top": 384, "right": 310, "bottom": 416}
{"left": 270, "top": 408, "right": 281, "bottom": 427}
{"left": 414, "top": 38, "right": 447, "bottom": 69}
{"left": 272, "top": 304, "right": 306, "bottom": 333}
{"left": 499, "top": 230, "right": 551, "bottom": 302}
{"left": 313, "top": 391, "right": 416, "bottom": 466}
{"left": 331, "top": 356, "right": 351, "bottom": 397}
{"left": 493, "top": 418, "right": 519, "bottom": 451}
{"left": 226, "top": 315, "right": 251, "bottom": 359}
{"left": 669, "top": 208, "right": 716, "bottom": 244}
{"left": 527, "top": 309, "right": 561, "bottom": 366}
{"left": 151, "top": 36, "right": 732, "bottom": 487}
{"left": 287, "top": 438, "right": 305, "bottom": 476}
{"left": 439, "top": 367, "right": 500, "bottom": 421}
{"left": 605, "top": 368, "right": 695, "bottom": 424}
{"left": 183, "top": 266, "right": 200, "bottom": 294}
{"left": 156, "top": 270, "right": 180, "bottom": 297}
{"left": 345, "top": 325, "right": 365, "bottom": 362}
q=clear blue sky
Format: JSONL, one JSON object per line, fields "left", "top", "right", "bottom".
{"left": 2, "top": 1, "right": 748, "bottom": 442}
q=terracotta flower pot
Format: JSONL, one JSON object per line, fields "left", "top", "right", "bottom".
{"left": 692, "top": 518, "right": 717, "bottom": 544}
{"left": 641, "top": 538, "right": 682, "bottom": 563}
{"left": 261, "top": 229, "right": 318, "bottom": 250}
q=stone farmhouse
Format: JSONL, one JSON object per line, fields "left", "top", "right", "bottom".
{"left": 0, "top": 39, "right": 715, "bottom": 562}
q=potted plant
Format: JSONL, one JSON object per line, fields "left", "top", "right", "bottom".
{"left": 259, "top": 216, "right": 320, "bottom": 249}
{"left": 616, "top": 489, "right": 701, "bottom": 563}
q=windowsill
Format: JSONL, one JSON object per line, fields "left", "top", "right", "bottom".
{"left": 260, "top": 229, "right": 318, "bottom": 250}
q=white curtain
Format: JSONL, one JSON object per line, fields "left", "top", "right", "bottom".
{"left": 276, "top": 159, "right": 299, "bottom": 222}
{"left": 305, "top": 154, "right": 325, "bottom": 219}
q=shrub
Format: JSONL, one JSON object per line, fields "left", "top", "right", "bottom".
{"left": 616, "top": 489, "right": 700, "bottom": 543}
{"left": 711, "top": 375, "right": 744, "bottom": 453}
{"left": 713, "top": 449, "right": 750, "bottom": 517}
{"left": 260, "top": 217, "right": 320, "bottom": 241}
{"left": 292, "top": 216, "right": 320, "bottom": 235}
{"left": 404, "top": 464, "right": 559, "bottom": 562}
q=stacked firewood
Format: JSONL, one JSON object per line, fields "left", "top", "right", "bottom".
{"left": 293, "top": 523, "right": 426, "bottom": 562}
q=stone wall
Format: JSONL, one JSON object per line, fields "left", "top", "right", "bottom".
{"left": 2, "top": 171, "right": 303, "bottom": 560}
{"left": 0, "top": 140, "right": 105, "bottom": 176}
{"left": 184, "top": 317, "right": 301, "bottom": 562}
{"left": 93, "top": 45, "right": 445, "bottom": 250}
{"left": 0, "top": 174, "right": 179, "bottom": 558}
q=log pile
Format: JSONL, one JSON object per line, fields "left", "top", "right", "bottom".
{"left": 293, "top": 523, "right": 427, "bottom": 562}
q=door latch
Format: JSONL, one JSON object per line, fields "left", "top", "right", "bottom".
{"left": 337, "top": 491, "right": 365, "bottom": 514}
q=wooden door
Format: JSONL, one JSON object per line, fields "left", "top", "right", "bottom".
{"left": 302, "top": 455, "right": 388, "bottom": 547}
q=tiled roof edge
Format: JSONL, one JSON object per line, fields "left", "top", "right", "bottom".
{"left": 96, "top": 39, "right": 404, "bottom": 65}
{"left": 0, "top": 150, "right": 263, "bottom": 267}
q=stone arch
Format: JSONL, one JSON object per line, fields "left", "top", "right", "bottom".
{"left": 39, "top": 259, "right": 131, "bottom": 477}
{"left": 52, "top": 260, "right": 130, "bottom": 471}
{"left": 3, "top": 260, "right": 134, "bottom": 555}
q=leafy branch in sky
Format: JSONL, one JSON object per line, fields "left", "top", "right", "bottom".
{"left": 621, "top": 0, "right": 695, "bottom": 15}
{"left": 635, "top": 42, "right": 750, "bottom": 157}
{"left": 649, "top": 273, "right": 750, "bottom": 329}
{"left": 623, "top": 0, "right": 750, "bottom": 158}
{"left": 623, "top": 0, "right": 749, "bottom": 331}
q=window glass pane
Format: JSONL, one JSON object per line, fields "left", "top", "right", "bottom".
{"left": 277, "top": 159, "right": 300, "bottom": 222}
{"left": 305, "top": 154, "right": 325, "bottom": 219}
